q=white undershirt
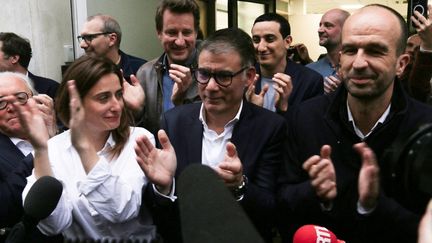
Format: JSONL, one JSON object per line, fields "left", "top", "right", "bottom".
{"left": 10, "top": 137, "right": 33, "bottom": 156}
{"left": 347, "top": 101, "right": 391, "bottom": 140}
{"left": 199, "top": 101, "right": 243, "bottom": 168}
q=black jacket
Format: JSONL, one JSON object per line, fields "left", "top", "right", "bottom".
{"left": 278, "top": 81, "right": 432, "bottom": 243}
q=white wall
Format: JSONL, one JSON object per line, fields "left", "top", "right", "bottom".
{"left": 0, "top": 0, "right": 73, "bottom": 82}
{"left": 289, "top": 14, "right": 326, "bottom": 61}
{"left": 86, "top": 0, "right": 163, "bottom": 60}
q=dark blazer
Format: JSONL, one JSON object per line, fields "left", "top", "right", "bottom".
{"left": 119, "top": 50, "right": 147, "bottom": 83}
{"left": 255, "top": 58, "right": 324, "bottom": 111}
{"left": 28, "top": 72, "right": 59, "bottom": 99}
{"left": 0, "top": 133, "right": 32, "bottom": 228}
{"left": 144, "top": 101, "right": 287, "bottom": 243}
{"left": 278, "top": 81, "right": 432, "bottom": 243}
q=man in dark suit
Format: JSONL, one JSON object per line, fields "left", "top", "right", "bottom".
{"left": 0, "top": 72, "right": 58, "bottom": 240}
{"left": 0, "top": 32, "right": 59, "bottom": 99}
{"left": 135, "top": 28, "right": 287, "bottom": 242}
{"left": 278, "top": 4, "right": 432, "bottom": 243}
{"left": 247, "top": 13, "right": 323, "bottom": 114}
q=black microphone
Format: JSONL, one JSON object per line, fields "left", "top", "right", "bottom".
{"left": 6, "top": 176, "right": 63, "bottom": 243}
{"left": 178, "top": 164, "right": 264, "bottom": 243}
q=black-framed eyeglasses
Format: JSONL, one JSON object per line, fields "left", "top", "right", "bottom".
{"left": 0, "top": 92, "right": 30, "bottom": 110}
{"left": 192, "top": 66, "right": 249, "bottom": 88}
{"left": 77, "top": 32, "right": 111, "bottom": 43}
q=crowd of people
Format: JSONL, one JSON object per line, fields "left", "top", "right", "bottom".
{"left": 1, "top": 0, "right": 432, "bottom": 242}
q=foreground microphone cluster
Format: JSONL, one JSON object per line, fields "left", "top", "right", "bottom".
{"left": 6, "top": 176, "right": 63, "bottom": 243}
{"left": 293, "top": 224, "right": 345, "bottom": 243}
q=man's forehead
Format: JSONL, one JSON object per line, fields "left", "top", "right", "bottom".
{"left": 82, "top": 18, "right": 103, "bottom": 33}
{"left": 0, "top": 76, "right": 29, "bottom": 94}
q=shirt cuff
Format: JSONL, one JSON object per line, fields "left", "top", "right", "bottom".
{"left": 357, "top": 201, "right": 376, "bottom": 215}
{"left": 320, "top": 201, "right": 333, "bottom": 211}
{"left": 152, "top": 178, "right": 177, "bottom": 202}
{"left": 420, "top": 46, "right": 432, "bottom": 53}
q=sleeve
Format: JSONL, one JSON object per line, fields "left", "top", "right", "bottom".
{"left": 23, "top": 174, "right": 73, "bottom": 236}
{"left": 355, "top": 192, "right": 421, "bottom": 242}
{"left": 77, "top": 129, "right": 151, "bottom": 223}
{"left": 0, "top": 155, "right": 33, "bottom": 227}
{"left": 408, "top": 50, "right": 432, "bottom": 103}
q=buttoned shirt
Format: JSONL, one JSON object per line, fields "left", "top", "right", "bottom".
{"left": 23, "top": 127, "right": 156, "bottom": 241}
{"left": 199, "top": 101, "right": 242, "bottom": 168}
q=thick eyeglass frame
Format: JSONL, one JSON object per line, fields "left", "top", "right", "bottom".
{"left": 77, "top": 32, "right": 112, "bottom": 43}
{"left": 192, "top": 66, "right": 249, "bottom": 88}
{"left": 0, "top": 92, "right": 31, "bottom": 110}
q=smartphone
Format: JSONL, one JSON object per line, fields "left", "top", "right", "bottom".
{"left": 408, "top": 0, "right": 428, "bottom": 33}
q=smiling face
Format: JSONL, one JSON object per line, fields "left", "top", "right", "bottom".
{"left": 0, "top": 75, "right": 32, "bottom": 138}
{"left": 252, "top": 21, "right": 290, "bottom": 72}
{"left": 158, "top": 9, "right": 197, "bottom": 65}
{"left": 339, "top": 6, "right": 409, "bottom": 101}
{"left": 79, "top": 18, "right": 114, "bottom": 57}
{"left": 318, "top": 10, "right": 344, "bottom": 49}
{"left": 82, "top": 73, "right": 124, "bottom": 135}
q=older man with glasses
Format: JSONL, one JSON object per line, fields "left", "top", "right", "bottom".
{"left": 135, "top": 28, "right": 287, "bottom": 243}
{"left": 78, "top": 14, "right": 147, "bottom": 83}
{"left": 0, "top": 72, "right": 58, "bottom": 240}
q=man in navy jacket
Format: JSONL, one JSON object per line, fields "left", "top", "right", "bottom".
{"left": 248, "top": 13, "right": 323, "bottom": 114}
{"left": 136, "top": 28, "right": 287, "bottom": 243}
{"left": 0, "top": 72, "right": 58, "bottom": 241}
{"left": 278, "top": 4, "right": 432, "bottom": 243}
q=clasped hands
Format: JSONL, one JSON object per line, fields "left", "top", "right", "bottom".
{"left": 245, "top": 73, "right": 293, "bottom": 112}
{"left": 303, "top": 143, "right": 380, "bottom": 211}
{"left": 135, "top": 130, "right": 244, "bottom": 195}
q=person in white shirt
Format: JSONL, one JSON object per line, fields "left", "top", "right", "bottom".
{"left": 18, "top": 55, "right": 156, "bottom": 241}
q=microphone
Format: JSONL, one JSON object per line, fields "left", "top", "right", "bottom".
{"left": 178, "top": 164, "right": 264, "bottom": 243}
{"left": 6, "top": 176, "right": 63, "bottom": 243}
{"left": 293, "top": 224, "right": 345, "bottom": 243}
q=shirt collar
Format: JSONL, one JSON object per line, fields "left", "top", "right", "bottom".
{"left": 64, "top": 131, "right": 116, "bottom": 154}
{"left": 10, "top": 137, "right": 28, "bottom": 146}
{"left": 347, "top": 100, "right": 391, "bottom": 140}
{"left": 199, "top": 100, "right": 243, "bottom": 129}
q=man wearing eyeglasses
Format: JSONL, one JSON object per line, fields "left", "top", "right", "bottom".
{"left": 0, "top": 72, "right": 58, "bottom": 240}
{"left": 78, "top": 14, "right": 146, "bottom": 83}
{"left": 0, "top": 32, "right": 59, "bottom": 100}
{"left": 136, "top": 28, "right": 287, "bottom": 243}
{"left": 135, "top": 0, "right": 201, "bottom": 135}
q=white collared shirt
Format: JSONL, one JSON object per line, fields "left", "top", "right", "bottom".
{"left": 22, "top": 127, "right": 156, "bottom": 241}
{"left": 199, "top": 101, "right": 243, "bottom": 168}
{"left": 10, "top": 137, "right": 33, "bottom": 156}
{"left": 347, "top": 101, "right": 391, "bottom": 140}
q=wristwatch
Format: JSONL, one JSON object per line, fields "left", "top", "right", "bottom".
{"left": 231, "top": 175, "right": 248, "bottom": 201}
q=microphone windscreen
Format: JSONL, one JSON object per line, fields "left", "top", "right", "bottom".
{"left": 293, "top": 225, "right": 344, "bottom": 243}
{"left": 178, "top": 164, "right": 264, "bottom": 243}
{"left": 24, "top": 176, "right": 63, "bottom": 220}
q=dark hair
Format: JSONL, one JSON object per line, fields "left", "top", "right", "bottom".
{"left": 0, "top": 32, "right": 32, "bottom": 68}
{"left": 253, "top": 13, "right": 291, "bottom": 38}
{"left": 364, "top": 4, "right": 408, "bottom": 55}
{"left": 87, "top": 14, "right": 122, "bottom": 48}
{"left": 198, "top": 28, "right": 255, "bottom": 68}
{"left": 155, "top": 0, "right": 200, "bottom": 32}
{"left": 56, "top": 55, "right": 130, "bottom": 158}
